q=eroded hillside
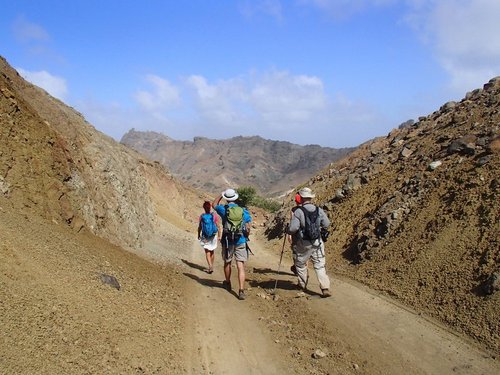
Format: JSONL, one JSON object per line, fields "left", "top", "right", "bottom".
{"left": 0, "top": 56, "right": 201, "bottom": 253}
{"left": 267, "top": 77, "right": 500, "bottom": 354}
{"left": 0, "top": 55, "right": 204, "bottom": 373}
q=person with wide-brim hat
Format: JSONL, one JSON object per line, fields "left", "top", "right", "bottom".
{"left": 212, "top": 188, "right": 252, "bottom": 300}
{"left": 287, "top": 187, "right": 331, "bottom": 297}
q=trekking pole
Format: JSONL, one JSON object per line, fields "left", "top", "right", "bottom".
{"left": 272, "top": 225, "right": 288, "bottom": 295}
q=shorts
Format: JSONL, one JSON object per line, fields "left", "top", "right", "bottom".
{"left": 222, "top": 242, "right": 248, "bottom": 263}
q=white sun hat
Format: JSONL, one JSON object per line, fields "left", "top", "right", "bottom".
{"left": 298, "top": 187, "right": 315, "bottom": 198}
{"left": 222, "top": 188, "right": 239, "bottom": 201}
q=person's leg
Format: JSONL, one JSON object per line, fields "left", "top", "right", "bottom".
{"left": 291, "top": 244, "right": 298, "bottom": 275}
{"left": 222, "top": 261, "right": 232, "bottom": 290}
{"left": 224, "top": 261, "right": 231, "bottom": 280}
{"left": 311, "top": 244, "right": 331, "bottom": 295}
{"left": 221, "top": 244, "right": 233, "bottom": 290}
{"left": 295, "top": 244, "right": 312, "bottom": 290}
{"left": 204, "top": 249, "right": 212, "bottom": 271}
{"left": 236, "top": 260, "right": 245, "bottom": 291}
{"left": 209, "top": 251, "right": 215, "bottom": 272}
{"left": 233, "top": 243, "right": 249, "bottom": 299}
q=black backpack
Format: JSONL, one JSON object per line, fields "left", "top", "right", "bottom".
{"left": 299, "top": 206, "right": 321, "bottom": 241}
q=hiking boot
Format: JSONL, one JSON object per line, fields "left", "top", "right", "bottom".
{"left": 321, "top": 289, "right": 331, "bottom": 298}
{"left": 290, "top": 265, "right": 297, "bottom": 275}
{"left": 238, "top": 289, "right": 246, "bottom": 300}
{"left": 222, "top": 280, "right": 231, "bottom": 291}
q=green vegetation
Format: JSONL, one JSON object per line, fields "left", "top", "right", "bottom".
{"left": 237, "top": 186, "right": 281, "bottom": 212}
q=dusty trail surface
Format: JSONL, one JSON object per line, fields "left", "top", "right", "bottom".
{"left": 182, "top": 240, "right": 289, "bottom": 374}
{"left": 1, "top": 204, "right": 497, "bottom": 374}
{"left": 180, "top": 233, "right": 499, "bottom": 375}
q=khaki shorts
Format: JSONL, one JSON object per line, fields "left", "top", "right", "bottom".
{"left": 222, "top": 242, "right": 248, "bottom": 263}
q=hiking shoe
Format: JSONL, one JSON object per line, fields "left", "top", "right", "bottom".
{"left": 290, "top": 265, "right": 297, "bottom": 275}
{"left": 321, "top": 289, "right": 331, "bottom": 298}
{"left": 222, "top": 280, "right": 231, "bottom": 291}
{"left": 238, "top": 289, "right": 246, "bottom": 300}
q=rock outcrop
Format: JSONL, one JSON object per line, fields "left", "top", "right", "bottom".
{"left": 0, "top": 56, "right": 200, "bottom": 253}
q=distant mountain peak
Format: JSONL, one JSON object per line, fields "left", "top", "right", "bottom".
{"left": 121, "top": 131, "right": 355, "bottom": 197}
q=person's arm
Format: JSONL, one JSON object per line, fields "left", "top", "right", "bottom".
{"left": 287, "top": 209, "right": 302, "bottom": 234}
{"left": 197, "top": 216, "right": 202, "bottom": 239}
{"left": 243, "top": 208, "right": 252, "bottom": 237}
{"left": 212, "top": 194, "right": 223, "bottom": 209}
{"left": 319, "top": 208, "right": 330, "bottom": 228}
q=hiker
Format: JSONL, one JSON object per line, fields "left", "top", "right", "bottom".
{"left": 288, "top": 192, "right": 303, "bottom": 276}
{"left": 212, "top": 188, "right": 252, "bottom": 300}
{"left": 287, "top": 187, "right": 331, "bottom": 298}
{"left": 197, "top": 200, "right": 221, "bottom": 274}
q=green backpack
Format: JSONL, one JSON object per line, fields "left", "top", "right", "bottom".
{"left": 223, "top": 205, "right": 245, "bottom": 241}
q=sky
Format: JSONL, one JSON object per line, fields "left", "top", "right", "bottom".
{"left": 1, "top": 1, "right": 499, "bottom": 148}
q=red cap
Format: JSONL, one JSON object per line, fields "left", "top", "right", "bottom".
{"left": 294, "top": 193, "right": 302, "bottom": 205}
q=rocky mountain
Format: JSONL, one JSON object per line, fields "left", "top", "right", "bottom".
{"left": 121, "top": 130, "right": 354, "bottom": 197}
{"left": 0, "top": 56, "right": 201, "bottom": 254}
{"left": 2, "top": 54, "right": 499, "bottom": 372}
{"left": 266, "top": 77, "right": 500, "bottom": 353}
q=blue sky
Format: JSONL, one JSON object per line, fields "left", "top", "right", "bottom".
{"left": 1, "top": 1, "right": 499, "bottom": 147}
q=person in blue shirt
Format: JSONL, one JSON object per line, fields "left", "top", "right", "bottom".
{"left": 212, "top": 188, "right": 252, "bottom": 300}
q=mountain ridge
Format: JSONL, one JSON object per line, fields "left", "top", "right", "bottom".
{"left": 121, "top": 129, "right": 355, "bottom": 197}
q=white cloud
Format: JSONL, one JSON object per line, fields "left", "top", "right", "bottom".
{"left": 250, "top": 71, "right": 327, "bottom": 125}
{"left": 134, "top": 75, "right": 180, "bottom": 111}
{"left": 16, "top": 68, "right": 68, "bottom": 100}
{"left": 186, "top": 71, "right": 330, "bottom": 128}
{"left": 405, "top": 0, "right": 500, "bottom": 93}
{"left": 186, "top": 75, "right": 249, "bottom": 124}
{"left": 298, "top": 0, "right": 396, "bottom": 19}
{"left": 239, "top": 0, "right": 284, "bottom": 22}
{"left": 13, "top": 15, "right": 50, "bottom": 43}
{"left": 183, "top": 70, "right": 383, "bottom": 146}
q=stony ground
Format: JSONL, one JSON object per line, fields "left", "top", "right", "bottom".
{"left": 0, "top": 201, "right": 187, "bottom": 374}
{"left": 2, "top": 200, "right": 498, "bottom": 374}
{"left": 267, "top": 77, "right": 500, "bottom": 355}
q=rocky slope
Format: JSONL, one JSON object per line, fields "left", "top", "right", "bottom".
{"left": 0, "top": 56, "right": 202, "bottom": 253}
{"left": 266, "top": 77, "right": 500, "bottom": 354}
{"left": 121, "top": 130, "right": 354, "bottom": 197}
{"left": 1, "top": 55, "right": 206, "bottom": 372}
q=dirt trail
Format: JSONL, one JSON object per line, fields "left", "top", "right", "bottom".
{"left": 181, "top": 240, "right": 289, "bottom": 374}
{"left": 179, "top": 233, "right": 499, "bottom": 375}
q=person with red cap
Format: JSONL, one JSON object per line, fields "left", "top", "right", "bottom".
{"left": 287, "top": 187, "right": 331, "bottom": 298}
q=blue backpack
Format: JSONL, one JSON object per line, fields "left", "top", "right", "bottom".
{"left": 200, "top": 213, "right": 218, "bottom": 239}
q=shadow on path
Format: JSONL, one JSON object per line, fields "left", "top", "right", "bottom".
{"left": 248, "top": 278, "right": 322, "bottom": 297}
{"left": 251, "top": 267, "right": 295, "bottom": 276}
{"left": 181, "top": 258, "right": 206, "bottom": 272}
{"left": 183, "top": 272, "right": 241, "bottom": 299}
{"left": 183, "top": 272, "right": 222, "bottom": 288}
